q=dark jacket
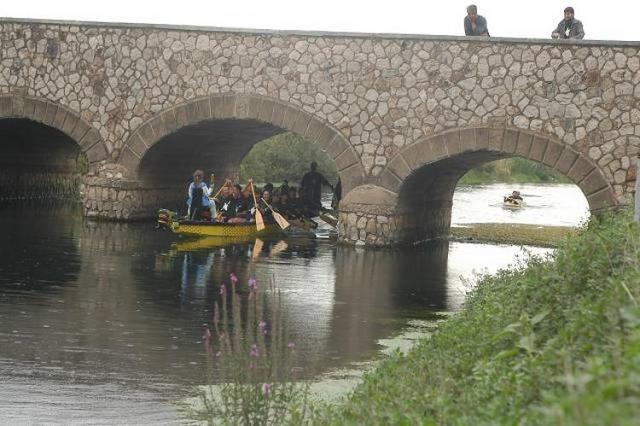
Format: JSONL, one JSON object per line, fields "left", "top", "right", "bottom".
{"left": 464, "top": 15, "right": 490, "bottom": 36}
{"left": 552, "top": 18, "right": 584, "bottom": 39}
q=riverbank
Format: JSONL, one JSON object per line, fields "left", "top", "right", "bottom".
{"left": 450, "top": 223, "right": 576, "bottom": 247}
{"left": 313, "top": 211, "right": 640, "bottom": 424}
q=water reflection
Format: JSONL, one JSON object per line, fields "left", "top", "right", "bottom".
{"left": 0, "top": 203, "right": 550, "bottom": 422}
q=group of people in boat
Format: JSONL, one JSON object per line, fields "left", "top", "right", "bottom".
{"left": 186, "top": 162, "right": 338, "bottom": 224}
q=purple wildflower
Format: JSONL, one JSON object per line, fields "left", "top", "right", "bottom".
{"left": 219, "top": 285, "right": 226, "bottom": 295}
{"left": 248, "top": 277, "right": 257, "bottom": 291}
{"left": 250, "top": 343, "right": 259, "bottom": 358}
{"left": 262, "top": 383, "right": 271, "bottom": 398}
{"left": 230, "top": 273, "right": 238, "bottom": 285}
{"left": 287, "top": 342, "right": 296, "bottom": 350}
{"left": 259, "top": 320, "right": 267, "bottom": 335}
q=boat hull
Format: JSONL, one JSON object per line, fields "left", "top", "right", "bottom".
{"left": 171, "top": 220, "right": 281, "bottom": 237}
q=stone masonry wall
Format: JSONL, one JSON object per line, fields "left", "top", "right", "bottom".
{"left": 1, "top": 19, "right": 640, "bottom": 242}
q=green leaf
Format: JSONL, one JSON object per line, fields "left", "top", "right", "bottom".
{"left": 531, "top": 309, "right": 551, "bottom": 326}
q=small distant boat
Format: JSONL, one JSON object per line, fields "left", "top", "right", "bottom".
{"left": 157, "top": 209, "right": 281, "bottom": 238}
{"left": 503, "top": 198, "right": 523, "bottom": 209}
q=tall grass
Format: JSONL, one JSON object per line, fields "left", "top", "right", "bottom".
{"left": 314, "top": 211, "right": 640, "bottom": 424}
{"left": 185, "top": 274, "right": 309, "bottom": 424}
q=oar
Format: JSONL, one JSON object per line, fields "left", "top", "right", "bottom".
{"left": 259, "top": 198, "right": 290, "bottom": 230}
{"left": 249, "top": 181, "right": 265, "bottom": 231}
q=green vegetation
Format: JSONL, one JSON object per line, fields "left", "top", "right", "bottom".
{"left": 451, "top": 223, "right": 577, "bottom": 247}
{"left": 240, "top": 133, "right": 338, "bottom": 185}
{"left": 314, "top": 211, "right": 640, "bottom": 424}
{"left": 459, "top": 157, "right": 571, "bottom": 185}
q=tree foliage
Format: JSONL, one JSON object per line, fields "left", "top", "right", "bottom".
{"left": 239, "top": 133, "right": 338, "bottom": 185}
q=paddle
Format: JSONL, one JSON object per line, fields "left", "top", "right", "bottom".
{"left": 259, "top": 198, "right": 290, "bottom": 230}
{"left": 251, "top": 238, "right": 264, "bottom": 261}
{"left": 249, "top": 181, "right": 265, "bottom": 231}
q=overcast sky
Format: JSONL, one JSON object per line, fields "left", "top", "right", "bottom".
{"left": 2, "top": 0, "right": 638, "bottom": 41}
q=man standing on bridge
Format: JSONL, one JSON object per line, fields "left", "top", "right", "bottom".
{"left": 464, "top": 5, "right": 490, "bottom": 37}
{"left": 551, "top": 7, "right": 585, "bottom": 39}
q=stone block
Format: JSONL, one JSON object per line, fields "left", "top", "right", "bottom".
{"left": 387, "top": 155, "right": 412, "bottom": 180}
{"left": 0, "top": 96, "right": 12, "bottom": 117}
{"left": 70, "top": 119, "right": 91, "bottom": 143}
{"left": 443, "top": 130, "right": 462, "bottom": 156}
{"left": 502, "top": 129, "right": 519, "bottom": 154}
{"left": 292, "top": 111, "right": 312, "bottom": 136}
{"left": 185, "top": 100, "right": 201, "bottom": 122}
{"left": 305, "top": 118, "right": 326, "bottom": 142}
{"left": 127, "top": 133, "right": 148, "bottom": 157}
{"left": 43, "top": 103, "right": 57, "bottom": 126}
{"left": 161, "top": 109, "right": 178, "bottom": 134}
{"left": 542, "top": 140, "right": 564, "bottom": 168}
{"left": 459, "top": 128, "right": 477, "bottom": 152}
{"left": 314, "top": 126, "right": 336, "bottom": 152}
{"left": 429, "top": 135, "right": 447, "bottom": 160}
{"left": 555, "top": 148, "right": 578, "bottom": 174}
{"left": 85, "top": 140, "right": 108, "bottom": 163}
{"left": 580, "top": 169, "right": 608, "bottom": 195}
{"left": 474, "top": 127, "right": 489, "bottom": 150}
{"left": 271, "top": 102, "right": 287, "bottom": 128}
{"left": 79, "top": 128, "right": 101, "bottom": 150}
{"left": 258, "top": 99, "right": 275, "bottom": 123}
{"left": 149, "top": 116, "right": 169, "bottom": 140}
{"left": 209, "top": 96, "right": 228, "bottom": 119}
{"left": 326, "top": 135, "right": 348, "bottom": 159}
{"left": 529, "top": 136, "right": 548, "bottom": 162}
{"left": 234, "top": 94, "right": 252, "bottom": 119}
{"left": 281, "top": 106, "right": 300, "bottom": 131}
{"left": 567, "top": 157, "right": 595, "bottom": 183}
{"left": 22, "top": 98, "right": 38, "bottom": 119}
{"left": 33, "top": 99, "right": 48, "bottom": 124}
{"left": 587, "top": 187, "right": 618, "bottom": 211}
{"left": 221, "top": 95, "right": 236, "bottom": 118}
{"left": 53, "top": 107, "right": 67, "bottom": 130}
{"left": 247, "top": 96, "right": 263, "bottom": 120}
{"left": 488, "top": 128, "right": 504, "bottom": 151}
{"left": 401, "top": 141, "right": 433, "bottom": 170}
{"left": 137, "top": 121, "right": 156, "bottom": 145}
{"left": 378, "top": 169, "right": 403, "bottom": 192}
{"left": 515, "top": 132, "right": 533, "bottom": 157}
{"left": 174, "top": 104, "right": 189, "bottom": 127}
{"left": 339, "top": 165, "right": 365, "bottom": 194}
{"left": 198, "top": 97, "right": 214, "bottom": 120}
{"left": 335, "top": 147, "right": 359, "bottom": 171}
{"left": 61, "top": 114, "right": 79, "bottom": 138}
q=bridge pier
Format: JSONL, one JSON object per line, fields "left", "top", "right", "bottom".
{"left": 83, "top": 164, "right": 181, "bottom": 220}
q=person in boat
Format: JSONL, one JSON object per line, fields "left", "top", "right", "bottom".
{"left": 220, "top": 184, "right": 250, "bottom": 224}
{"left": 186, "top": 169, "right": 215, "bottom": 221}
{"left": 279, "top": 179, "right": 290, "bottom": 195}
{"left": 258, "top": 190, "right": 275, "bottom": 223}
{"left": 331, "top": 177, "right": 342, "bottom": 211}
{"left": 300, "top": 161, "right": 333, "bottom": 216}
{"left": 504, "top": 190, "right": 523, "bottom": 203}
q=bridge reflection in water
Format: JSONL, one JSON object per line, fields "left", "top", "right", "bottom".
{"left": 0, "top": 204, "right": 547, "bottom": 421}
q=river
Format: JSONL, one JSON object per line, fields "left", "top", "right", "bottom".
{"left": 0, "top": 183, "right": 588, "bottom": 423}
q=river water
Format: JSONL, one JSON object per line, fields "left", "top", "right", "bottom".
{"left": 0, "top": 184, "right": 588, "bottom": 423}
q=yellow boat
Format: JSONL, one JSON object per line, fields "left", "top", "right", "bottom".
{"left": 158, "top": 209, "right": 281, "bottom": 238}
{"left": 172, "top": 235, "right": 256, "bottom": 252}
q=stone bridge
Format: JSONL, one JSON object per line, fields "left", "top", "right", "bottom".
{"left": 1, "top": 18, "right": 638, "bottom": 246}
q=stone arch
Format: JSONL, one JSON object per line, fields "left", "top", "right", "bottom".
{"left": 118, "top": 93, "right": 365, "bottom": 193}
{"left": 379, "top": 126, "right": 617, "bottom": 212}
{"left": 337, "top": 127, "right": 617, "bottom": 246}
{"left": 0, "top": 94, "right": 108, "bottom": 164}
